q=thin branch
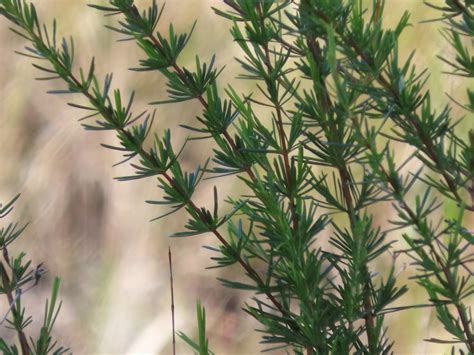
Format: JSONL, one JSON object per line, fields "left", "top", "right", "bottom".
{"left": 168, "top": 247, "right": 176, "bottom": 355}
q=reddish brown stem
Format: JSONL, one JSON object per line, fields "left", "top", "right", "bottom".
{"left": 374, "top": 0, "right": 382, "bottom": 23}
{"left": 338, "top": 166, "right": 376, "bottom": 339}
{"left": 146, "top": 32, "right": 257, "bottom": 183}
{"left": 451, "top": 0, "right": 467, "bottom": 13}
{"left": 160, "top": 172, "right": 289, "bottom": 317}
{"left": 256, "top": 3, "right": 299, "bottom": 232}
{"left": 168, "top": 247, "right": 176, "bottom": 355}
{"left": 299, "top": 4, "right": 377, "bottom": 340}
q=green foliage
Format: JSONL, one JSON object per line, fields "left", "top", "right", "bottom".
{"left": 0, "top": 0, "right": 472, "bottom": 353}
{"left": 177, "top": 302, "right": 214, "bottom": 355}
{"left": 0, "top": 195, "right": 68, "bottom": 354}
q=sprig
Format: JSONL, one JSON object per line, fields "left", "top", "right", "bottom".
{"left": 0, "top": 195, "right": 68, "bottom": 354}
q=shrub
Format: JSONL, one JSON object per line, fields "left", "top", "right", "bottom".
{"left": 0, "top": 0, "right": 472, "bottom": 353}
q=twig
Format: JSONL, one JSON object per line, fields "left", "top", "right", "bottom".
{"left": 374, "top": 0, "right": 382, "bottom": 23}
{"left": 169, "top": 247, "right": 176, "bottom": 355}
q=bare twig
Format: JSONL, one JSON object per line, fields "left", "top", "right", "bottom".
{"left": 168, "top": 247, "right": 176, "bottom": 355}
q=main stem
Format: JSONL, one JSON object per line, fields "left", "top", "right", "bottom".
{"left": 300, "top": 12, "right": 377, "bottom": 348}
{"left": 255, "top": 3, "right": 299, "bottom": 234}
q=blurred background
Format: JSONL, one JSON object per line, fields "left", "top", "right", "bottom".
{"left": 0, "top": 0, "right": 472, "bottom": 354}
